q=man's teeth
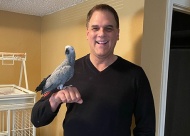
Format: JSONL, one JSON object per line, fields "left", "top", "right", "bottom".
{"left": 96, "top": 41, "right": 108, "bottom": 44}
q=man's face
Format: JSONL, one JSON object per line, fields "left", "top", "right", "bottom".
{"left": 86, "top": 10, "right": 119, "bottom": 59}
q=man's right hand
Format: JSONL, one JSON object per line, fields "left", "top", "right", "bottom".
{"left": 49, "top": 86, "right": 83, "bottom": 112}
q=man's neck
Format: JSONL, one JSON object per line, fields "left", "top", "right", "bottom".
{"left": 89, "top": 54, "right": 118, "bottom": 72}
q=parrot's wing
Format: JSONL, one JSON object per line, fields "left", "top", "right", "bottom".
{"left": 43, "top": 65, "right": 73, "bottom": 93}
{"left": 52, "top": 60, "right": 68, "bottom": 75}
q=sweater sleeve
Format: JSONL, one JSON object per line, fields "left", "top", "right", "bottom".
{"left": 133, "top": 68, "right": 156, "bottom": 136}
{"left": 31, "top": 92, "right": 61, "bottom": 127}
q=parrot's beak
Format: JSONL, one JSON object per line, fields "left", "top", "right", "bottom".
{"left": 65, "top": 48, "right": 69, "bottom": 55}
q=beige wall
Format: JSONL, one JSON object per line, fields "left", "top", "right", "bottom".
{"left": 142, "top": 0, "right": 168, "bottom": 135}
{"left": 40, "top": 0, "right": 144, "bottom": 136}
{"left": 0, "top": 11, "right": 41, "bottom": 91}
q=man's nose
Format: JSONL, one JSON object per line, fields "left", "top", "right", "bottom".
{"left": 98, "top": 28, "right": 106, "bottom": 37}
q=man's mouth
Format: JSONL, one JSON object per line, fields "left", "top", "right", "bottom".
{"left": 96, "top": 41, "right": 108, "bottom": 44}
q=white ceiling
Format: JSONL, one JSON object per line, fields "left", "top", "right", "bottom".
{"left": 0, "top": 0, "right": 86, "bottom": 16}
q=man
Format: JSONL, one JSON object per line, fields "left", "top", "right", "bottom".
{"left": 31, "top": 4, "right": 155, "bottom": 136}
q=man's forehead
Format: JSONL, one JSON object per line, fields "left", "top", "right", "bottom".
{"left": 87, "top": 10, "right": 117, "bottom": 28}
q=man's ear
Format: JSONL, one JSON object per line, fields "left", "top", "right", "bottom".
{"left": 86, "top": 28, "right": 89, "bottom": 40}
{"left": 117, "top": 28, "right": 120, "bottom": 40}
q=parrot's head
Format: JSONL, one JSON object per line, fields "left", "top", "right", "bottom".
{"left": 65, "top": 45, "right": 75, "bottom": 64}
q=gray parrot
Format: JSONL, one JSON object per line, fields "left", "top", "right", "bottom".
{"left": 35, "top": 45, "right": 75, "bottom": 95}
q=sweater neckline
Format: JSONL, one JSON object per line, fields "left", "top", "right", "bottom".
{"left": 85, "top": 54, "right": 119, "bottom": 74}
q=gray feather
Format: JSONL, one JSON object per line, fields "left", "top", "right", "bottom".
{"left": 40, "top": 45, "right": 75, "bottom": 94}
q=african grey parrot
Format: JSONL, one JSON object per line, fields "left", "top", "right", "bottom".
{"left": 35, "top": 45, "right": 75, "bottom": 95}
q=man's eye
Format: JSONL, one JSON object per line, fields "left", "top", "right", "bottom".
{"left": 105, "top": 27, "right": 113, "bottom": 32}
{"left": 92, "top": 27, "right": 99, "bottom": 31}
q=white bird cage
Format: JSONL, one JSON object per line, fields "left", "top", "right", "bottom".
{"left": 0, "top": 52, "right": 36, "bottom": 136}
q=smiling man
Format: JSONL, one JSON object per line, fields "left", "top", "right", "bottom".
{"left": 86, "top": 8, "right": 119, "bottom": 70}
{"left": 31, "top": 4, "right": 156, "bottom": 136}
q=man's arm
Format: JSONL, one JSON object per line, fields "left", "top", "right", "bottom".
{"left": 31, "top": 86, "right": 83, "bottom": 127}
{"left": 31, "top": 92, "right": 61, "bottom": 127}
{"left": 133, "top": 68, "right": 156, "bottom": 136}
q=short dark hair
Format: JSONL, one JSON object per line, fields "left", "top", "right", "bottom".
{"left": 86, "top": 4, "right": 119, "bottom": 28}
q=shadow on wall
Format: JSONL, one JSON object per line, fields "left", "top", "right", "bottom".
{"left": 123, "top": 8, "right": 144, "bottom": 66}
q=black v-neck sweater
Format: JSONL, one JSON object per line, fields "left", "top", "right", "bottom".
{"left": 31, "top": 54, "right": 155, "bottom": 136}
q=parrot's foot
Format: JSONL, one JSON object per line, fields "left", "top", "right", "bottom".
{"left": 57, "top": 85, "right": 73, "bottom": 90}
{"left": 57, "top": 84, "right": 63, "bottom": 90}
